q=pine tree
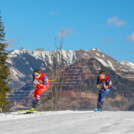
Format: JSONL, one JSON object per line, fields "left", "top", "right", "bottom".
{"left": 0, "top": 11, "right": 11, "bottom": 112}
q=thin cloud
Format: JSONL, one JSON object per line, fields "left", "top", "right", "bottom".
{"left": 3, "top": 37, "right": 18, "bottom": 49}
{"left": 108, "top": 17, "right": 118, "bottom": 23}
{"left": 57, "top": 28, "right": 75, "bottom": 38}
{"left": 126, "top": 33, "right": 134, "bottom": 42}
{"left": 107, "top": 17, "right": 126, "bottom": 27}
{"left": 50, "top": 11, "right": 58, "bottom": 15}
{"left": 116, "top": 20, "right": 126, "bottom": 27}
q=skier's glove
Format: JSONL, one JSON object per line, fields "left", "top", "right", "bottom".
{"left": 33, "top": 80, "right": 39, "bottom": 84}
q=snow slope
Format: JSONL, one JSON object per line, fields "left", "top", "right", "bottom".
{"left": 0, "top": 111, "right": 134, "bottom": 134}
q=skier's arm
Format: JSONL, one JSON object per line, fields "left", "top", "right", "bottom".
{"left": 104, "top": 78, "right": 112, "bottom": 89}
{"left": 96, "top": 77, "right": 100, "bottom": 88}
{"left": 33, "top": 74, "right": 39, "bottom": 86}
{"left": 43, "top": 75, "right": 48, "bottom": 87}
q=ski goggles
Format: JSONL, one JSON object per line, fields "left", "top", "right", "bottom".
{"left": 34, "top": 74, "right": 39, "bottom": 77}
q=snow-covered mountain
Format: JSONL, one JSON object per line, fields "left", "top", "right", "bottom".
{"left": 7, "top": 48, "right": 77, "bottom": 89}
{"left": 7, "top": 48, "right": 134, "bottom": 89}
{"left": 76, "top": 48, "right": 134, "bottom": 73}
{"left": 75, "top": 48, "right": 134, "bottom": 81}
{"left": 7, "top": 48, "right": 77, "bottom": 67}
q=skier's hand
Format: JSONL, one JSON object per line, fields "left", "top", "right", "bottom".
{"left": 34, "top": 84, "right": 38, "bottom": 87}
{"left": 33, "top": 80, "right": 39, "bottom": 84}
{"left": 38, "top": 80, "right": 43, "bottom": 87}
{"left": 104, "top": 84, "right": 108, "bottom": 89}
{"left": 39, "top": 84, "right": 44, "bottom": 87}
{"left": 97, "top": 84, "right": 100, "bottom": 88}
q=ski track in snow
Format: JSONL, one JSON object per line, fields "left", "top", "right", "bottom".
{"left": 0, "top": 111, "right": 134, "bottom": 134}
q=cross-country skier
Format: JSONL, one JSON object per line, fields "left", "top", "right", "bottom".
{"left": 94, "top": 70, "right": 112, "bottom": 112}
{"left": 29, "top": 69, "right": 49, "bottom": 111}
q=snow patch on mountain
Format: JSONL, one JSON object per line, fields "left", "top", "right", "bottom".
{"left": 95, "top": 57, "right": 109, "bottom": 67}
{"left": 92, "top": 48, "right": 102, "bottom": 52}
{"left": 107, "top": 60, "right": 116, "bottom": 71}
{"left": 96, "top": 53, "right": 100, "bottom": 57}
{"left": 11, "top": 68, "right": 19, "bottom": 80}
{"left": 10, "top": 67, "right": 25, "bottom": 81}
{"left": 102, "top": 54, "right": 105, "bottom": 58}
{"left": 121, "top": 61, "right": 134, "bottom": 72}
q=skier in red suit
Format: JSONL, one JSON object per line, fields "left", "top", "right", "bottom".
{"left": 31, "top": 69, "right": 49, "bottom": 110}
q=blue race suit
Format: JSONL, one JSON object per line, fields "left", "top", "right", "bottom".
{"left": 97, "top": 76, "right": 112, "bottom": 107}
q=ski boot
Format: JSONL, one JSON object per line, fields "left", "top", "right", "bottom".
{"left": 27, "top": 103, "right": 37, "bottom": 113}
{"left": 94, "top": 105, "right": 103, "bottom": 112}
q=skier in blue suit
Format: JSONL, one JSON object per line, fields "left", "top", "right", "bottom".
{"left": 94, "top": 70, "right": 112, "bottom": 112}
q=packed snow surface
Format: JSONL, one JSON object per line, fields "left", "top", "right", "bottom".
{"left": 0, "top": 111, "right": 134, "bottom": 134}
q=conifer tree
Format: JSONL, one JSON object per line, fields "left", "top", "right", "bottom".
{"left": 0, "top": 11, "right": 11, "bottom": 112}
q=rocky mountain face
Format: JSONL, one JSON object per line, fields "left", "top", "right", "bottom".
{"left": 44, "top": 58, "right": 134, "bottom": 111}
{"left": 6, "top": 48, "right": 134, "bottom": 111}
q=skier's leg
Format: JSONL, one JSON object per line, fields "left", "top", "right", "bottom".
{"left": 101, "top": 88, "right": 112, "bottom": 100}
{"left": 97, "top": 90, "right": 103, "bottom": 111}
{"left": 97, "top": 88, "right": 112, "bottom": 109}
{"left": 35, "top": 85, "right": 49, "bottom": 104}
{"left": 31, "top": 88, "right": 38, "bottom": 109}
{"left": 38, "top": 85, "right": 49, "bottom": 94}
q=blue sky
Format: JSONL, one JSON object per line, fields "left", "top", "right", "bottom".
{"left": 0, "top": 0, "right": 134, "bottom": 62}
